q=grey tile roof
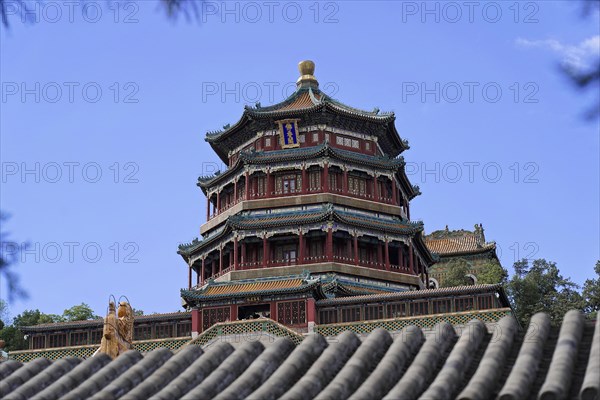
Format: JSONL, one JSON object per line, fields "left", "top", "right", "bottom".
{"left": 1, "top": 311, "right": 598, "bottom": 400}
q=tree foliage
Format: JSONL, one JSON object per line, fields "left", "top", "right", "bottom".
{"left": 506, "top": 259, "right": 586, "bottom": 326}
{"left": 13, "top": 309, "right": 64, "bottom": 327}
{"left": 0, "top": 304, "right": 101, "bottom": 351}
{"left": 582, "top": 260, "right": 600, "bottom": 318}
{"left": 0, "top": 299, "right": 9, "bottom": 328}
{"left": 443, "top": 259, "right": 471, "bottom": 287}
{"left": 0, "top": 212, "right": 28, "bottom": 301}
{"left": 133, "top": 308, "right": 144, "bottom": 316}
{"left": 62, "top": 303, "right": 100, "bottom": 322}
{"left": 477, "top": 261, "right": 509, "bottom": 285}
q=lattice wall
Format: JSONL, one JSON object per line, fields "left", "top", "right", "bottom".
{"left": 9, "top": 337, "right": 190, "bottom": 363}
{"left": 314, "top": 308, "right": 512, "bottom": 337}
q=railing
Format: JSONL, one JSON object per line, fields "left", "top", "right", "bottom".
{"left": 348, "top": 190, "right": 375, "bottom": 200}
{"left": 304, "top": 255, "right": 327, "bottom": 263}
{"left": 208, "top": 189, "right": 401, "bottom": 220}
{"left": 314, "top": 308, "right": 513, "bottom": 337}
{"left": 268, "top": 258, "right": 299, "bottom": 267}
{"left": 239, "top": 261, "right": 263, "bottom": 270}
{"left": 332, "top": 254, "right": 354, "bottom": 264}
{"left": 200, "top": 257, "right": 414, "bottom": 278}
{"left": 379, "top": 196, "right": 394, "bottom": 204}
{"left": 249, "top": 191, "right": 266, "bottom": 199}
{"left": 8, "top": 337, "right": 191, "bottom": 363}
{"left": 211, "top": 266, "right": 234, "bottom": 280}
{"left": 185, "top": 318, "right": 305, "bottom": 348}
{"left": 390, "top": 264, "right": 412, "bottom": 274}
{"left": 358, "top": 260, "right": 386, "bottom": 270}
{"left": 216, "top": 196, "right": 245, "bottom": 215}
{"left": 270, "top": 189, "right": 303, "bottom": 197}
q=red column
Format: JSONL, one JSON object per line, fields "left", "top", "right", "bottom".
{"left": 263, "top": 236, "right": 268, "bottom": 267}
{"left": 219, "top": 247, "right": 223, "bottom": 273}
{"left": 234, "top": 180, "right": 238, "bottom": 202}
{"left": 409, "top": 242, "right": 415, "bottom": 274}
{"left": 298, "top": 230, "right": 304, "bottom": 264}
{"left": 392, "top": 178, "right": 397, "bottom": 205}
{"left": 353, "top": 235, "right": 359, "bottom": 266}
{"left": 216, "top": 191, "right": 221, "bottom": 214}
{"left": 377, "top": 242, "right": 383, "bottom": 268}
{"left": 301, "top": 165, "right": 307, "bottom": 195}
{"left": 306, "top": 298, "right": 316, "bottom": 326}
{"left": 188, "top": 265, "right": 192, "bottom": 289}
{"left": 266, "top": 170, "right": 272, "bottom": 198}
{"left": 206, "top": 196, "right": 210, "bottom": 221}
{"left": 323, "top": 163, "right": 329, "bottom": 192}
{"left": 342, "top": 168, "right": 348, "bottom": 194}
{"left": 191, "top": 309, "right": 201, "bottom": 335}
{"left": 230, "top": 305, "right": 238, "bottom": 322}
{"left": 201, "top": 257, "right": 205, "bottom": 284}
{"left": 399, "top": 244, "right": 404, "bottom": 270}
{"left": 385, "top": 240, "right": 390, "bottom": 271}
{"left": 241, "top": 241, "right": 246, "bottom": 268}
{"left": 233, "top": 236, "right": 239, "bottom": 270}
{"left": 245, "top": 171, "right": 250, "bottom": 199}
{"left": 196, "top": 268, "right": 200, "bottom": 286}
{"left": 270, "top": 302, "right": 277, "bottom": 321}
{"left": 326, "top": 227, "right": 333, "bottom": 261}
{"left": 373, "top": 175, "right": 379, "bottom": 201}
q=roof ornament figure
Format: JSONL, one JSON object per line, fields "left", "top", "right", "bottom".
{"left": 474, "top": 223, "right": 486, "bottom": 244}
{"left": 95, "top": 296, "right": 134, "bottom": 359}
{"left": 297, "top": 60, "right": 318, "bottom": 89}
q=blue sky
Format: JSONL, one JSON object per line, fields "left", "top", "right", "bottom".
{"left": 1, "top": 0, "right": 599, "bottom": 319}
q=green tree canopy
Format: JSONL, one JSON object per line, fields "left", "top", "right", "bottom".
{"left": 62, "top": 303, "right": 100, "bottom": 322}
{"left": 582, "top": 260, "right": 600, "bottom": 318}
{"left": 506, "top": 259, "right": 586, "bottom": 326}
{"left": 13, "top": 309, "right": 64, "bottom": 327}
{"left": 443, "top": 259, "right": 472, "bottom": 287}
{"left": 132, "top": 308, "right": 144, "bottom": 316}
{"left": 477, "top": 261, "right": 509, "bottom": 285}
{"left": 0, "top": 299, "right": 8, "bottom": 329}
{"left": 2, "top": 309, "right": 63, "bottom": 351}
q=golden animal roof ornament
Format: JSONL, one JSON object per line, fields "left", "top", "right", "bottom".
{"left": 95, "top": 296, "right": 134, "bottom": 359}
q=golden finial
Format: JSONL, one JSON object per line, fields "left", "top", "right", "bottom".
{"left": 297, "top": 60, "right": 318, "bottom": 88}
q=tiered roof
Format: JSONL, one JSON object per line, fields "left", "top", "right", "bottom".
{"left": 196, "top": 143, "right": 421, "bottom": 201}
{"left": 178, "top": 204, "right": 428, "bottom": 257}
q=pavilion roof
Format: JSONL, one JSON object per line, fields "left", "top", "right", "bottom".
{"left": 316, "top": 283, "right": 509, "bottom": 307}
{"left": 425, "top": 225, "right": 497, "bottom": 258}
{"left": 318, "top": 273, "right": 407, "bottom": 298}
{"left": 180, "top": 273, "right": 326, "bottom": 301}
{"left": 205, "top": 84, "right": 408, "bottom": 163}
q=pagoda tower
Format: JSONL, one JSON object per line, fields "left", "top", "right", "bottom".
{"left": 178, "top": 61, "right": 435, "bottom": 334}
